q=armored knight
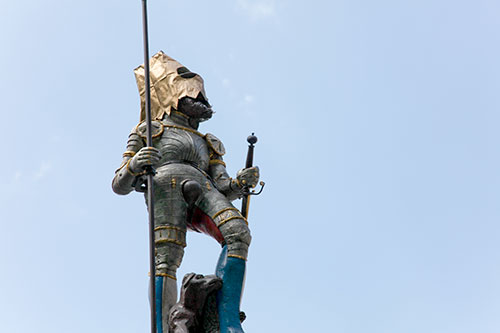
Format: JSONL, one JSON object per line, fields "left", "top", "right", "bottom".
{"left": 112, "top": 51, "right": 259, "bottom": 333}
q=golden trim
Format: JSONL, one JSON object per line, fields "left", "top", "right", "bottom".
{"left": 227, "top": 254, "right": 247, "bottom": 261}
{"left": 206, "top": 181, "right": 211, "bottom": 191}
{"left": 171, "top": 178, "right": 177, "bottom": 189}
{"left": 232, "top": 178, "right": 241, "bottom": 188}
{"left": 209, "top": 159, "right": 226, "bottom": 167}
{"left": 205, "top": 133, "right": 226, "bottom": 156}
{"left": 148, "top": 272, "right": 178, "bottom": 280}
{"left": 171, "top": 110, "right": 190, "bottom": 120}
{"left": 153, "top": 128, "right": 164, "bottom": 138}
{"left": 163, "top": 124, "right": 204, "bottom": 137}
{"left": 122, "top": 151, "right": 136, "bottom": 158}
{"left": 134, "top": 121, "right": 164, "bottom": 139}
{"left": 154, "top": 239, "right": 187, "bottom": 247}
{"left": 157, "top": 273, "right": 177, "bottom": 280}
{"left": 212, "top": 207, "right": 241, "bottom": 220}
{"left": 228, "top": 178, "right": 236, "bottom": 191}
{"left": 154, "top": 225, "right": 185, "bottom": 232}
{"left": 126, "top": 159, "right": 146, "bottom": 177}
{"left": 114, "top": 159, "right": 128, "bottom": 173}
{"left": 217, "top": 216, "right": 248, "bottom": 228}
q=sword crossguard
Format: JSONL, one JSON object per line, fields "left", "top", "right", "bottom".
{"left": 243, "top": 181, "right": 265, "bottom": 196}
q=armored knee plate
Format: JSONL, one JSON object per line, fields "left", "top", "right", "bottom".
{"left": 213, "top": 208, "right": 251, "bottom": 260}
{"left": 155, "top": 226, "right": 186, "bottom": 277}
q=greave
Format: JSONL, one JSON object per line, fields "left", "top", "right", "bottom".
{"left": 215, "top": 245, "right": 246, "bottom": 333}
{"left": 154, "top": 276, "right": 178, "bottom": 333}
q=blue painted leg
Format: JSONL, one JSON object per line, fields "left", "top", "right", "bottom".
{"left": 155, "top": 276, "right": 164, "bottom": 333}
{"left": 216, "top": 245, "right": 246, "bottom": 333}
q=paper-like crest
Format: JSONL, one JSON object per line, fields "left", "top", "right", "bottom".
{"left": 134, "top": 51, "right": 208, "bottom": 121}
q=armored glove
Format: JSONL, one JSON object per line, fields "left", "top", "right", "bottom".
{"left": 236, "top": 166, "right": 260, "bottom": 189}
{"left": 129, "top": 147, "right": 162, "bottom": 174}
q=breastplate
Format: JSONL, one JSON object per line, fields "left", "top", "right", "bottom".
{"left": 155, "top": 125, "right": 210, "bottom": 171}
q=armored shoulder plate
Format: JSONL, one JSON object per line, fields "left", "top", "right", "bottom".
{"left": 135, "top": 120, "right": 164, "bottom": 139}
{"left": 205, "top": 133, "right": 226, "bottom": 156}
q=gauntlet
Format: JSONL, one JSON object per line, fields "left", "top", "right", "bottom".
{"left": 236, "top": 166, "right": 260, "bottom": 189}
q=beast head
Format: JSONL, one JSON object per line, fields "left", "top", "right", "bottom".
{"left": 180, "top": 273, "right": 222, "bottom": 311}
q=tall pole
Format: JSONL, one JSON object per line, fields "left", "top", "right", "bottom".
{"left": 141, "top": 1, "right": 157, "bottom": 333}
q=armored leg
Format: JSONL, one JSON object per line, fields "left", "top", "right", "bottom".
{"left": 155, "top": 240, "right": 185, "bottom": 332}
{"left": 197, "top": 187, "right": 251, "bottom": 333}
{"left": 213, "top": 209, "right": 251, "bottom": 333}
{"left": 151, "top": 173, "right": 189, "bottom": 333}
{"left": 214, "top": 208, "right": 251, "bottom": 260}
{"left": 199, "top": 194, "right": 252, "bottom": 261}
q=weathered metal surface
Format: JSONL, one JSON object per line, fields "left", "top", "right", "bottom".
{"left": 112, "top": 53, "right": 260, "bottom": 333}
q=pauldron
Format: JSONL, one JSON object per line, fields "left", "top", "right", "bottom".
{"left": 135, "top": 120, "right": 164, "bottom": 140}
{"left": 205, "top": 133, "right": 226, "bottom": 156}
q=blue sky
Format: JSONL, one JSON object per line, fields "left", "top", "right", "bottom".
{"left": 1, "top": 1, "right": 499, "bottom": 332}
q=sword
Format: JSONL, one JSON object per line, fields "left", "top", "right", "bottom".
{"left": 240, "top": 133, "right": 265, "bottom": 219}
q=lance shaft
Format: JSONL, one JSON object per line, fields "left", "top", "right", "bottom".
{"left": 141, "top": 1, "right": 156, "bottom": 332}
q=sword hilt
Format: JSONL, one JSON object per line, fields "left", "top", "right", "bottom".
{"left": 241, "top": 133, "right": 265, "bottom": 218}
{"left": 245, "top": 133, "right": 257, "bottom": 168}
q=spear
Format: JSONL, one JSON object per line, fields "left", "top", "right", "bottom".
{"left": 140, "top": 1, "right": 157, "bottom": 332}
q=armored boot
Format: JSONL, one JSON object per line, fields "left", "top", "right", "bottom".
{"left": 153, "top": 229, "right": 186, "bottom": 332}
{"left": 153, "top": 275, "right": 178, "bottom": 333}
{"left": 215, "top": 245, "right": 246, "bottom": 333}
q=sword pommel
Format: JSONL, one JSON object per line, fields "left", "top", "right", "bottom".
{"left": 247, "top": 133, "right": 258, "bottom": 145}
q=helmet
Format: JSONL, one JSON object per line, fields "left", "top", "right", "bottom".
{"left": 134, "top": 51, "right": 209, "bottom": 121}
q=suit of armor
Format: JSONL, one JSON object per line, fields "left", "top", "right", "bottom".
{"left": 112, "top": 52, "right": 258, "bottom": 333}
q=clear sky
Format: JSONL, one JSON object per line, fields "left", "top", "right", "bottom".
{"left": 1, "top": 0, "right": 499, "bottom": 332}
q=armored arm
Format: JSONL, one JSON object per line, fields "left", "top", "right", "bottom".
{"left": 112, "top": 128, "right": 145, "bottom": 195}
{"left": 209, "top": 157, "right": 243, "bottom": 201}
{"left": 206, "top": 133, "right": 259, "bottom": 201}
{"left": 112, "top": 124, "right": 164, "bottom": 195}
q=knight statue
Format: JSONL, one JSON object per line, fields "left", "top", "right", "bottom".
{"left": 112, "top": 51, "right": 259, "bottom": 333}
